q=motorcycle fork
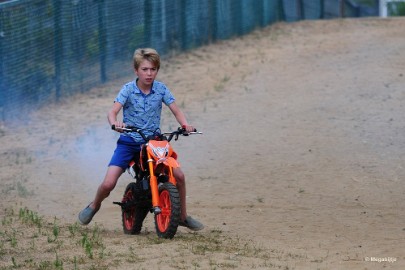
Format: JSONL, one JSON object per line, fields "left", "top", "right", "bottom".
{"left": 147, "top": 151, "right": 162, "bottom": 215}
{"left": 147, "top": 153, "right": 177, "bottom": 215}
{"left": 168, "top": 167, "right": 176, "bottom": 185}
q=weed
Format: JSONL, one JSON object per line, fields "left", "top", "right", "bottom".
{"left": 53, "top": 218, "right": 60, "bottom": 238}
{"left": 9, "top": 228, "right": 18, "bottom": 248}
{"left": 38, "top": 260, "right": 52, "bottom": 269}
{"left": 2, "top": 210, "right": 13, "bottom": 226}
{"left": 79, "top": 224, "right": 105, "bottom": 259}
{"left": 53, "top": 252, "right": 63, "bottom": 269}
{"left": 2, "top": 181, "right": 33, "bottom": 197}
{"left": 145, "top": 234, "right": 166, "bottom": 245}
{"left": 68, "top": 222, "right": 80, "bottom": 237}
{"left": 47, "top": 217, "right": 60, "bottom": 243}
{"left": 17, "top": 181, "right": 33, "bottom": 197}
{"left": 214, "top": 75, "right": 231, "bottom": 92}
{"left": 81, "top": 232, "right": 94, "bottom": 259}
{"left": 1, "top": 183, "right": 16, "bottom": 195}
{"left": 0, "top": 239, "right": 4, "bottom": 255}
{"left": 99, "top": 245, "right": 107, "bottom": 259}
{"left": 91, "top": 223, "right": 104, "bottom": 246}
{"left": 124, "top": 245, "right": 143, "bottom": 263}
{"left": 11, "top": 256, "right": 18, "bottom": 267}
{"left": 30, "top": 238, "right": 35, "bottom": 250}
{"left": 214, "top": 83, "right": 224, "bottom": 92}
{"left": 19, "top": 207, "right": 43, "bottom": 228}
{"left": 219, "top": 205, "right": 234, "bottom": 209}
{"left": 191, "top": 261, "right": 201, "bottom": 268}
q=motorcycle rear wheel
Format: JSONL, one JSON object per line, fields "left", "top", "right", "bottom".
{"left": 155, "top": 182, "right": 180, "bottom": 239}
{"left": 121, "top": 182, "right": 149, "bottom": 234}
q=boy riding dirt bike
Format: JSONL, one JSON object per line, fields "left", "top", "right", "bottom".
{"left": 112, "top": 125, "right": 202, "bottom": 238}
{"left": 78, "top": 48, "right": 203, "bottom": 232}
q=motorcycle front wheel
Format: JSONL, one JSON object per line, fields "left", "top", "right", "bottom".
{"left": 154, "top": 182, "right": 181, "bottom": 239}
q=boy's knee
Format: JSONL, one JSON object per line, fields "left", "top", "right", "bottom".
{"left": 174, "top": 169, "right": 185, "bottom": 185}
{"left": 176, "top": 177, "right": 185, "bottom": 187}
{"left": 100, "top": 181, "right": 116, "bottom": 193}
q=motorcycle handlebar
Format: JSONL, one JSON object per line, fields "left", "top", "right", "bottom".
{"left": 112, "top": 124, "right": 148, "bottom": 141}
{"left": 111, "top": 125, "right": 202, "bottom": 142}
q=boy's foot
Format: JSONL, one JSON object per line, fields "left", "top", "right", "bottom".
{"left": 179, "top": 216, "right": 204, "bottom": 231}
{"left": 78, "top": 204, "right": 99, "bottom": 225}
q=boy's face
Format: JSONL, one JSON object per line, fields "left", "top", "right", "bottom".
{"left": 135, "top": 59, "right": 158, "bottom": 88}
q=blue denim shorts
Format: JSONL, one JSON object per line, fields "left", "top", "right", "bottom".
{"left": 108, "top": 135, "right": 141, "bottom": 170}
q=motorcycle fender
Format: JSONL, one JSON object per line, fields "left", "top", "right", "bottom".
{"left": 163, "top": 157, "right": 180, "bottom": 168}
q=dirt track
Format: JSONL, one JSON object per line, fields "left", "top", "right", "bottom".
{"left": 1, "top": 18, "right": 405, "bottom": 269}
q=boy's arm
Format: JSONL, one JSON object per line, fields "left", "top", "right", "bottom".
{"left": 168, "top": 102, "right": 194, "bottom": 132}
{"left": 108, "top": 102, "right": 124, "bottom": 129}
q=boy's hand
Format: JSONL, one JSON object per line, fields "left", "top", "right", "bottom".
{"left": 112, "top": 121, "right": 125, "bottom": 132}
{"left": 182, "top": 125, "right": 196, "bottom": 133}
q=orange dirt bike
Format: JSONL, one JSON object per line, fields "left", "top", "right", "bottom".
{"left": 112, "top": 125, "right": 202, "bottom": 239}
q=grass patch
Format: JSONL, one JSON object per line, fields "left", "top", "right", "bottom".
{"left": 0, "top": 207, "right": 304, "bottom": 269}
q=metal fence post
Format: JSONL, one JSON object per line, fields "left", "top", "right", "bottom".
{"left": 231, "top": 0, "right": 243, "bottom": 35}
{"left": 144, "top": 0, "right": 152, "bottom": 47}
{"left": 97, "top": 0, "right": 107, "bottom": 83}
{"left": 297, "top": 0, "right": 304, "bottom": 19}
{"left": 0, "top": 9, "right": 4, "bottom": 120}
{"left": 320, "top": 0, "right": 324, "bottom": 19}
{"left": 259, "top": 0, "right": 265, "bottom": 27}
{"left": 340, "top": 0, "right": 345, "bottom": 17}
{"left": 180, "top": 0, "right": 187, "bottom": 50}
{"left": 208, "top": 0, "right": 217, "bottom": 42}
{"left": 53, "top": 0, "right": 62, "bottom": 102}
{"left": 277, "top": 0, "right": 285, "bottom": 21}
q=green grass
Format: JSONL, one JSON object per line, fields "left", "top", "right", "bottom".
{"left": 0, "top": 206, "right": 303, "bottom": 269}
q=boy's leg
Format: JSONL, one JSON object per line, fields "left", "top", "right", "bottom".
{"left": 173, "top": 168, "right": 187, "bottom": 220}
{"left": 173, "top": 168, "right": 204, "bottom": 231}
{"left": 78, "top": 165, "right": 123, "bottom": 225}
{"left": 91, "top": 165, "right": 124, "bottom": 209}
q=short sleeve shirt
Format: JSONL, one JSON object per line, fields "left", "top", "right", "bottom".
{"left": 114, "top": 79, "right": 175, "bottom": 143}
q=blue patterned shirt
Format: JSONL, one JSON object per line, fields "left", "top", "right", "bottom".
{"left": 114, "top": 79, "right": 175, "bottom": 143}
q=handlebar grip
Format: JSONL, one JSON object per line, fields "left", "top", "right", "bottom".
{"left": 112, "top": 124, "right": 133, "bottom": 130}
{"left": 181, "top": 125, "right": 197, "bottom": 132}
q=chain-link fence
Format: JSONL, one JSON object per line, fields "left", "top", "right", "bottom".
{"left": 0, "top": 0, "right": 378, "bottom": 121}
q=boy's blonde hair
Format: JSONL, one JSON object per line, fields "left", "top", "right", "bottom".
{"left": 133, "top": 48, "right": 160, "bottom": 70}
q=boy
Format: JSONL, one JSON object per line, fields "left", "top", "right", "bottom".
{"left": 78, "top": 48, "right": 203, "bottom": 231}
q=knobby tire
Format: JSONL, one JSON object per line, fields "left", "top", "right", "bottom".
{"left": 121, "top": 182, "right": 149, "bottom": 235}
{"left": 155, "top": 182, "right": 181, "bottom": 239}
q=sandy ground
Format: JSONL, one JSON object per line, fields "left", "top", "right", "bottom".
{"left": 1, "top": 17, "right": 405, "bottom": 269}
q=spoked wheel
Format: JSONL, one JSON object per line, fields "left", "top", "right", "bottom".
{"left": 155, "top": 182, "right": 181, "bottom": 239}
{"left": 121, "top": 182, "right": 149, "bottom": 234}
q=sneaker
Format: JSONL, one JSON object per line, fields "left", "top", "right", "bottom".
{"left": 78, "top": 204, "right": 99, "bottom": 225}
{"left": 179, "top": 216, "right": 204, "bottom": 231}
